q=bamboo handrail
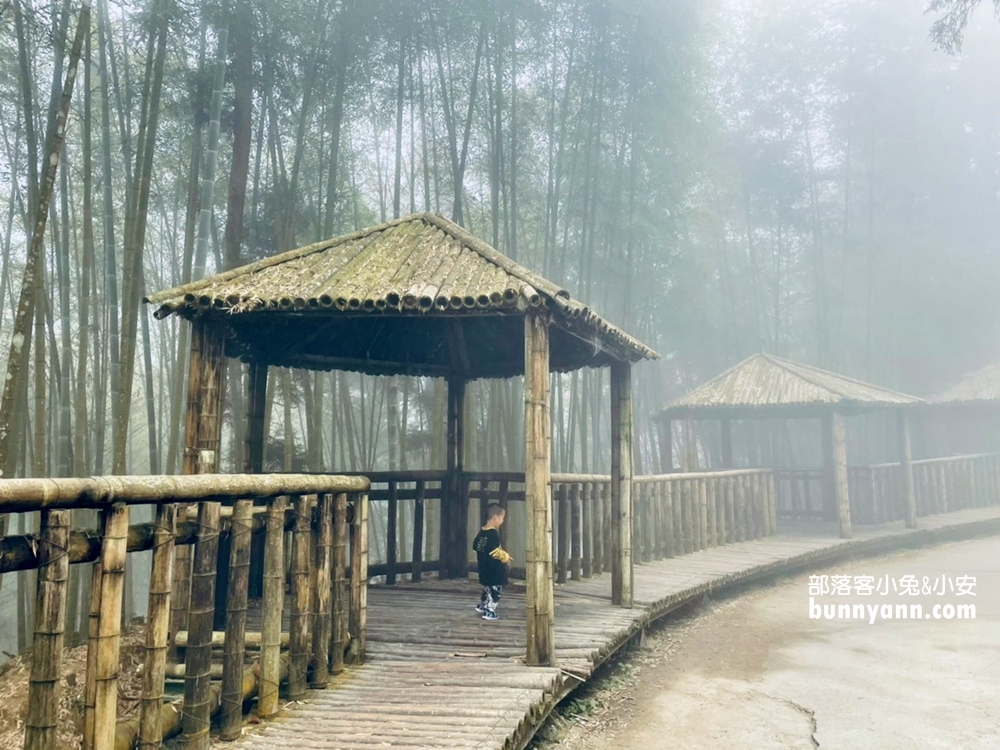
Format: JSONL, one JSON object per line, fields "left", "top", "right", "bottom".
{"left": 0, "top": 473, "right": 370, "bottom": 512}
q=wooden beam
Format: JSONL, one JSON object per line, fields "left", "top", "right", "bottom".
{"left": 524, "top": 312, "right": 554, "bottom": 667}
{"left": 611, "top": 361, "right": 634, "bottom": 609}
{"left": 898, "top": 411, "right": 918, "bottom": 529}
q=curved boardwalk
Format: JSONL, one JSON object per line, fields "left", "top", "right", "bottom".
{"left": 228, "top": 506, "right": 1000, "bottom": 749}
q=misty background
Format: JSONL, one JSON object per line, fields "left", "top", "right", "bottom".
{"left": 0, "top": 0, "right": 998, "bottom": 656}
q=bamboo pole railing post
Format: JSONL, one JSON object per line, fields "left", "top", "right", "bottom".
{"left": 83, "top": 547, "right": 102, "bottom": 750}
{"left": 92, "top": 503, "right": 128, "bottom": 750}
{"left": 311, "top": 493, "right": 333, "bottom": 689}
{"left": 724, "top": 477, "right": 735, "bottom": 543}
{"left": 347, "top": 492, "right": 369, "bottom": 665}
{"left": 698, "top": 478, "right": 709, "bottom": 549}
{"left": 556, "top": 483, "right": 569, "bottom": 584}
{"left": 706, "top": 479, "right": 717, "bottom": 548}
{"left": 735, "top": 477, "right": 746, "bottom": 543}
{"left": 179, "top": 499, "right": 221, "bottom": 750}
{"left": 610, "top": 360, "right": 633, "bottom": 608}
{"left": 897, "top": 412, "right": 917, "bottom": 528}
{"left": 601, "top": 482, "right": 612, "bottom": 573}
{"left": 411, "top": 481, "right": 425, "bottom": 583}
{"left": 137, "top": 503, "right": 175, "bottom": 750}
{"left": 717, "top": 478, "right": 728, "bottom": 541}
{"left": 570, "top": 483, "right": 582, "bottom": 579}
{"left": 24, "top": 508, "right": 70, "bottom": 750}
{"left": 330, "top": 493, "right": 349, "bottom": 676}
{"left": 219, "top": 498, "right": 252, "bottom": 740}
{"left": 258, "top": 494, "right": 286, "bottom": 719}
{"left": 288, "top": 494, "right": 312, "bottom": 698}
{"left": 386, "top": 480, "right": 398, "bottom": 585}
{"left": 646, "top": 482, "right": 656, "bottom": 561}
{"left": 938, "top": 464, "right": 949, "bottom": 513}
{"left": 663, "top": 482, "right": 675, "bottom": 558}
{"left": 581, "top": 482, "right": 593, "bottom": 577}
{"left": 674, "top": 480, "right": 683, "bottom": 553}
{"left": 681, "top": 479, "right": 693, "bottom": 552}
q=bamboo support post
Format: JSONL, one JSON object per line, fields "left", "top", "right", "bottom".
{"left": 137, "top": 504, "right": 175, "bottom": 750}
{"left": 258, "top": 494, "right": 286, "bottom": 719}
{"left": 525, "top": 312, "right": 555, "bottom": 665}
{"left": 330, "top": 493, "right": 348, "bottom": 675}
{"left": 610, "top": 360, "right": 633, "bottom": 608}
{"left": 311, "top": 493, "right": 334, "bottom": 689}
{"left": 24, "top": 509, "right": 70, "bottom": 750}
{"left": 347, "top": 493, "right": 369, "bottom": 665}
{"left": 830, "top": 412, "right": 852, "bottom": 539}
{"left": 288, "top": 494, "right": 312, "bottom": 698}
{"left": 92, "top": 504, "right": 129, "bottom": 750}
{"left": 219, "top": 498, "right": 252, "bottom": 740}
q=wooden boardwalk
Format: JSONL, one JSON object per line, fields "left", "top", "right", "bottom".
{"left": 228, "top": 506, "right": 1000, "bottom": 749}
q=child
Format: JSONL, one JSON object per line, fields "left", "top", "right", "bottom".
{"left": 472, "top": 503, "right": 511, "bottom": 620}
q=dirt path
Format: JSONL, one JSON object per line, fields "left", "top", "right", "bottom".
{"left": 533, "top": 536, "right": 1000, "bottom": 750}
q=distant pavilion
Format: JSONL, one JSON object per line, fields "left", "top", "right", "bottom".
{"left": 653, "top": 354, "right": 923, "bottom": 538}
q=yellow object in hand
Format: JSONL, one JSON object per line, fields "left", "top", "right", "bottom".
{"left": 489, "top": 547, "right": 512, "bottom": 564}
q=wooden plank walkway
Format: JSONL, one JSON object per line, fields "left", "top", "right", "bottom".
{"left": 227, "top": 505, "right": 1000, "bottom": 749}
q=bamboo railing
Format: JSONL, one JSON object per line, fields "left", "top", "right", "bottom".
{"left": 849, "top": 453, "right": 1000, "bottom": 524}
{"left": 774, "top": 453, "right": 1000, "bottom": 525}
{"left": 0, "top": 473, "right": 369, "bottom": 750}
{"left": 360, "top": 468, "right": 781, "bottom": 588}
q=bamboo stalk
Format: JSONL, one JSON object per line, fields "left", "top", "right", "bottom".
{"left": 347, "top": 493, "right": 369, "bottom": 665}
{"left": 82, "top": 553, "right": 102, "bottom": 750}
{"left": 93, "top": 503, "right": 128, "bottom": 750}
{"left": 524, "top": 312, "right": 554, "bottom": 666}
{"left": 311, "top": 493, "right": 333, "bottom": 689}
{"left": 258, "top": 494, "right": 286, "bottom": 718}
{"left": 219, "top": 498, "right": 252, "bottom": 740}
{"left": 179, "top": 500, "right": 220, "bottom": 749}
{"left": 570, "top": 483, "right": 582, "bottom": 579}
{"left": 137, "top": 504, "right": 175, "bottom": 750}
{"left": 610, "top": 360, "right": 633, "bottom": 609}
{"left": 288, "top": 494, "right": 312, "bottom": 698}
{"left": 601, "top": 482, "right": 612, "bottom": 574}
{"left": 24, "top": 509, "right": 70, "bottom": 750}
{"left": 330, "top": 492, "right": 348, "bottom": 675}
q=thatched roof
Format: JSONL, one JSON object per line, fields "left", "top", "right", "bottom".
{"left": 146, "top": 213, "right": 657, "bottom": 379}
{"left": 931, "top": 363, "right": 1000, "bottom": 405}
{"left": 657, "top": 354, "right": 921, "bottom": 419}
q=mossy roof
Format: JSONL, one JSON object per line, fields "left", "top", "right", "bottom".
{"left": 146, "top": 213, "right": 658, "bottom": 379}
{"left": 656, "top": 354, "right": 921, "bottom": 419}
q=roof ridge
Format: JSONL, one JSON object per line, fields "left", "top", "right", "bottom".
{"left": 769, "top": 354, "right": 920, "bottom": 401}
